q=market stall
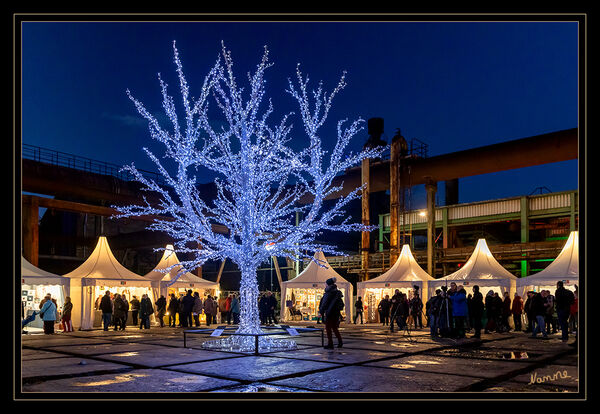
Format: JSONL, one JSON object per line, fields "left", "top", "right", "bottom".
{"left": 357, "top": 244, "right": 434, "bottom": 323}
{"left": 62, "top": 236, "right": 154, "bottom": 330}
{"left": 517, "top": 231, "right": 578, "bottom": 295}
{"left": 21, "top": 256, "right": 70, "bottom": 329}
{"left": 429, "top": 238, "right": 518, "bottom": 298}
{"left": 144, "top": 244, "right": 220, "bottom": 325}
{"left": 280, "top": 251, "right": 353, "bottom": 323}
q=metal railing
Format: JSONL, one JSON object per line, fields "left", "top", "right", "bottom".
{"left": 22, "top": 144, "right": 166, "bottom": 185}
{"left": 305, "top": 240, "right": 566, "bottom": 273}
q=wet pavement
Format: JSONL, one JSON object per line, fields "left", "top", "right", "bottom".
{"left": 18, "top": 323, "right": 580, "bottom": 396}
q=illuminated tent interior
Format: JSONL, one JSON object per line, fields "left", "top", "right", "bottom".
{"left": 517, "top": 230, "right": 579, "bottom": 295}
{"left": 144, "top": 244, "right": 219, "bottom": 324}
{"left": 280, "top": 251, "right": 353, "bottom": 323}
{"left": 357, "top": 244, "right": 434, "bottom": 323}
{"left": 62, "top": 236, "right": 153, "bottom": 330}
{"left": 21, "top": 256, "right": 70, "bottom": 329}
{"left": 429, "top": 238, "right": 518, "bottom": 298}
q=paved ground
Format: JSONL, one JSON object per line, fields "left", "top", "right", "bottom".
{"left": 18, "top": 322, "right": 579, "bottom": 396}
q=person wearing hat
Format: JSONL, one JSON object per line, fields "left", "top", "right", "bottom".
{"left": 318, "top": 277, "right": 344, "bottom": 349}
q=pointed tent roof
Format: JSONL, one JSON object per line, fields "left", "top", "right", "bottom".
{"left": 359, "top": 245, "right": 434, "bottom": 288}
{"left": 518, "top": 231, "right": 579, "bottom": 287}
{"left": 62, "top": 236, "right": 151, "bottom": 286}
{"left": 280, "top": 250, "right": 354, "bottom": 323}
{"left": 283, "top": 251, "right": 351, "bottom": 287}
{"left": 144, "top": 245, "right": 217, "bottom": 288}
{"left": 21, "top": 256, "right": 69, "bottom": 285}
{"left": 431, "top": 238, "right": 517, "bottom": 288}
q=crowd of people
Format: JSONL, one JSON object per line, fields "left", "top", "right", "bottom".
{"left": 405, "top": 281, "right": 579, "bottom": 344}
{"left": 28, "top": 281, "right": 578, "bottom": 349}
{"left": 25, "top": 289, "right": 279, "bottom": 334}
{"left": 375, "top": 288, "right": 425, "bottom": 332}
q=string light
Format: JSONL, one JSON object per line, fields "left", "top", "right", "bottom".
{"left": 114, "top": 41, "right": 385, "bottom": 352}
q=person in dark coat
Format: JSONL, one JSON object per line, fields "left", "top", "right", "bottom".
{"left": 180, "top": 290, "right": 195, "bottom": 328}
{"left": 130, "top": 296, "right": 140, "bottom": 326}
{"left": 531, "top": 291, "right": 548, "bottom": 338}
{"left": 484, "top": 291, "right": 495, "bottom": 333}
{"left": 112, "top": 294, "right": 126, "bottom": 331}
{"left": 378, "top": 295, "right": 391, "bottom": 326}
{"left": 389, "top": 290, "right": 402, "bottom": 331}
{"left": 318, "top": 277, "right": 344, "bottom": 349}
{"left": 530, "top": 291, "right": 548, "bottom": 339}
{"left": 155, "top": 295, "right": 167, "bottom": 328}
{"left": 390, "top": 291, "right": 410, "bottom": 332}
{"left": 353, "top": 297, "right": 364, "bottom": 324}
{"left": 543, "top": 290, "right": 557, "bottom": 334}
{"left": 409, "top": 291, "right": 423, "bottom": 329}
{"left": 99, "top": 290, "right": 113, "bottom": 331}
{"left": 427, "top": 290, "right": 443, "bottom": 338}
{"left": 492, "top": 293, "right": 504, "bottom": 332}
{"left": 191, "top": 292, "right": 204, "bottom": 327}
{"left": 502, "top": 292, "right": 512, "bottom": 332}
{"left": 555, "top": 281, "right": 575, "bottom": 342}
{"left": 437, "top": 286, "right": 453, "bottom": 337}
{"left": 139, "top": 294, "right": 154, "bottom": 329}
{"left": 524, "top": 291, "right": 534, "bottom": 333}
{"left": 466, "top": 293, "right": 473, "bottom": 332}
{"left": 470, "top": 285, "right": 484, "bottom": 338}
{"left": 258, "top": 294, "right": 268, "bottom": 325}
{"left": 265, "top": 292, "right": 278, "bottom": 326}
{"left": 167, "top": 294, "right": 179, "bottom": 327}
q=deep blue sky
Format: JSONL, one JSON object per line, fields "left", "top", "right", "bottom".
{"left": 21, "top": 21, "right": 579, "bottom": 207}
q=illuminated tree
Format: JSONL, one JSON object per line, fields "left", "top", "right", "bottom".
{"left": 115, "top": 41, "right": 384, "bottom": 351}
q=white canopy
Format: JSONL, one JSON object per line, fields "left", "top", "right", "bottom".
{"left": 145, "top": 245, "right": 219, "bottom": 299}
{"left": 357, "top": 244, "right": 434, "bottom": 292}
{"left": 517, "top": 231, "right": 579, "bottom": 293}
{"left": 280, "top": 251, "right": 354, "bottom": 323}
{"left": 63, "top": 236, "right": 152, "bottom": 330}
{"left": 63, "top": 236, "right": 152, "bottom": 287}
{"left": 21, "top": 256, "right": 69, "bottom": 286}
{"left": 429, "top": 238, "right": 517, "bottom": 295}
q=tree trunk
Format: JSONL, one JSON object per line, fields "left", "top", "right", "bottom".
{"left": 237, "top": 266, "right": 261, "bottom": 334}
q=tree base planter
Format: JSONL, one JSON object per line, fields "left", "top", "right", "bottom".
{"left": 184, "top": 325, "right": 324, "bottom": 355}
{"left": 201, "top": 334, "right": 298, "bottom": 354}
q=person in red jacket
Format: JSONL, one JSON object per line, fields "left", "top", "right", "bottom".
{"left": 511, "top": 293, "right": 524, "bottom": 331}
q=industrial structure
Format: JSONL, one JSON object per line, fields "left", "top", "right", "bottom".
{"left": 19, "top": 119, "right": 578, "bottom": 291}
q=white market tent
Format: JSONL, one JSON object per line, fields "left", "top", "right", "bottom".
{"left": 357, "top": 244, "right": 434, "bottom": 323}
{"left": 21, "top": 256, "right": 70, "bottom": 328}
{"left": 63, "top": 236, "right": 153, "bottom": 330}
{"left": 280, "top": 251, "right": 354, "bottom": 323}
{"left": 517, "top": 230, "right": 579, "bottom": 295}
{"left": 22, "top": 256, "right": 70, "bottom": 286}
{"left": 429, "top": 238, "right": 518, "bottom": 298}
{"left": 144, "top": 244, "right": 219, "bottom": 301}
